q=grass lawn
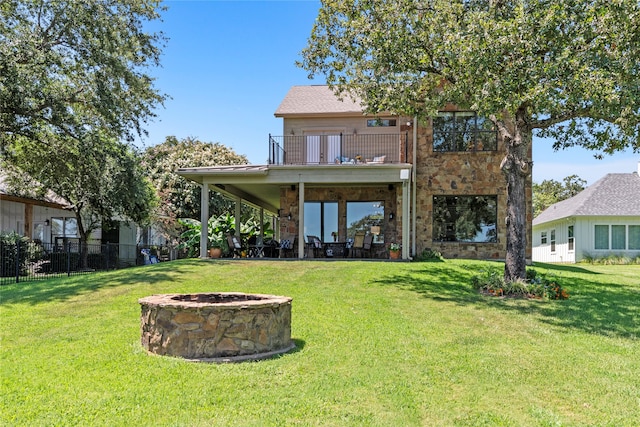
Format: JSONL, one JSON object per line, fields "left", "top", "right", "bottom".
{"left": 1, "top": 259, "right": 639, "bottom": 426}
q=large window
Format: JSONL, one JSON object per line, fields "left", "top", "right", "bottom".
{"left": 612, "top": 225, "right": 626, "bottom": 250}
{"left": 629, "top": 225, "right": 640, "bottom": 250}
{"left": 346, "top": 201, "right": 385, "bottom": 243}
{"left": 550, "top": 229, "right": 556, "bottom": 252}
{"left": 594, "top": 225, "right": 609, "bottom": 249}
{"left": 433, "top": 112, "right": 497, "bottom": 152}
{"left": 304, "top": 202, "right": 338, "bottom": 242}
{"left": 594, "top": 224, "right": 640, "bottom": 251}
{"left": 433, "top": 196, "right": 497, "bottom": 242}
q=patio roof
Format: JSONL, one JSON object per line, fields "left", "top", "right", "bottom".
{"left": 177, "top": 163, "right": 412, "bottom": 214}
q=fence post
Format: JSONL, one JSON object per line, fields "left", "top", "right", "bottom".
{"left": 15, "top": 241, "right": 20, "bottom": 284}
{"left": 66, "top": 241, "right": 71, "bottom": 276}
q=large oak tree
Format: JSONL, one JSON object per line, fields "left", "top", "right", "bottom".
{"left": 299, "top": 0, "right": 640, "bottom": 280}
{"left": 0, "top": 0, "right": 165, "bottom": 147}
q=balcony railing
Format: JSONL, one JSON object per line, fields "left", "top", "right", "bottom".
{"left": 268, "top": 133, "right": 409, "bottom": 166}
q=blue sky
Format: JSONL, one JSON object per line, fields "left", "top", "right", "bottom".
{"left": 139, "top": 0, "right": 638, "bottom": 185}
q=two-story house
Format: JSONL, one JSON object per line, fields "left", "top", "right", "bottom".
{"left": 178, "top": 85, "right": 532, "bottom": 261}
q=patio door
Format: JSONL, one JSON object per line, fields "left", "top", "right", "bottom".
{"left": 326, "top": 134, "right": 341, "bottom": 164}
{"left": 304, "top": 132, "right": 341, "bottom": 164}
{"left": 305, "top": 135, "right": 321, "bottom": 164}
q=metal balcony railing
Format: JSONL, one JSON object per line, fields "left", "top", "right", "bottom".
{"left": 268, "top": 133, "right": 409, "bottom": 166}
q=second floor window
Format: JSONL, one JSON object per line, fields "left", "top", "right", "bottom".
{"left": 433, "top": 111, "right": 497, "bottom": 152}
{"left": 367, "top": 118, "right": 396, "bottom": 127}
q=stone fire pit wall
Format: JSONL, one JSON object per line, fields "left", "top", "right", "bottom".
{"left": 139, "top": 293, "right": 293, "bottom": 361}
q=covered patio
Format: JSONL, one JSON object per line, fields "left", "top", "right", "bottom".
{"left": 177, "top": 163, "right": 413, "bottom": 260}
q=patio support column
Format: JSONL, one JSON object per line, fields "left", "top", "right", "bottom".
{"left": 298, "top": 182, "right": 305, "bottom": 258}
{"left": 259, "top": 208, "right": 264, "bottom": 241}
{"left": 200, "top": 183, "right": 209, "bottom": 259}
{"left": 402, "top": 177, "right": 410, "bottom": 260}
{"left": 234, "top": 196, "right": 241, "bottom": 237}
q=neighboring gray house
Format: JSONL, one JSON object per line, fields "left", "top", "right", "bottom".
{"left": 532, "top": 165, "right": 640, "bottom": 263}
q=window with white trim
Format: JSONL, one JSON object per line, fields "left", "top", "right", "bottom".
{"left": 629, "top": 225, "right": 640, "bottom": 250}
{"left": 594, "top": 225, "right": 609, "bottom": 249}
{"left": 568, "top": 225, "right": 574, "bottom": 251}
{"left": 550, "top": 229, "right": 556, "bottom": 252}
{"left": 612, "top": 225, "right": 626, "bottom": 250}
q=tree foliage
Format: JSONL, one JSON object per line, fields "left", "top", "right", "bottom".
{"left": 1, "top": 132, "right": 157, "bottom": 267}
{"left": 0, "top": 0, "right": 166, "bottom": 147}
{"left": 299, "top": 0, "right": 640, "bottom": 280}
{"left": 141, "top": 136, "right": 250, "bottom": 242}
{"left": 533, "top": 175, "right": 586, "bottom": 217}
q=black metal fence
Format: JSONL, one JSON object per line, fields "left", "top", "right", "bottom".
{"left": 268, "top": 133, "right": 409, "bottom": 165}
{"left": 0, "top": 241, "right": 183, "bottom": 286}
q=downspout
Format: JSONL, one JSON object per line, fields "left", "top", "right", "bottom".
{"left": 411, "top": 115, "right": 417, "bottom": 258}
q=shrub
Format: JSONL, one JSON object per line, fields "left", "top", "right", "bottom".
{"left": 471, "top": 267, "right": 569, "bottom": 300}
{"left": 581, "top": 252, "right": 640, "bottom": 265}
{"left": 415, "top": 249, "right": 444, "bottom": 262}
{"left": 0, "top": 232, "right": 30, "bottom": 278}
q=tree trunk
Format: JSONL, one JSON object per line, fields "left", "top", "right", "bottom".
{"left": 75, "top": 210, "right": 89, "bottom": 270}
{"left": 499, "top": 109, "right": 531, "bottom": 282}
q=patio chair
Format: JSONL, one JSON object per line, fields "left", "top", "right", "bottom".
{"left": 351, "top": 231, "right": 365, "bottom": 258}
{"left": 226, "top": 234, "right": 243, "bottom": 258}
{"left": 248, "top": 235, "right": 265, "bottom": 258}
{"left": 278, "top": 235, "right": 295, "bottom": 258}
{"left": 306, "top": 235, "right": 323, "bottom": 258}
{"left": 362, "top": 233, "right": 374, "bottom": 258}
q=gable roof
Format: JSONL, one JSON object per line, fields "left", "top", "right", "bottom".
{"left": 274, "top": 85, "right": 365, "bottom": 117}
{"left": 533, "top": 173, "right": 640, "bottom": 225}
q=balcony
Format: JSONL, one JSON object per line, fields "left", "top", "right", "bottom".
{"left": 268, "top": 133, "right": 409, "bottom": 166}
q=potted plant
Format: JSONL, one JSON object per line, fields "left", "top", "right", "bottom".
{"left": 389, "top": 243, "right": 401, "bottom": 259}
{"left": 208, "top": 240, "right": 223, "bottom": 258}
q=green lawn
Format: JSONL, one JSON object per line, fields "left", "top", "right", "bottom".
{"left": 1, "top": 259, "right": 638, "bottom": 426}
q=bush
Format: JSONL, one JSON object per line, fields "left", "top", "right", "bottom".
{"left": 471, "top": 267, "right": 569, "bottom": 300}
{"left": 415, "top": 249, "right": 444, "bottom": 262}
{"left": 0, "top": 232, "right": 30, "bottom": 278}
{"left": 581, "top": 253, "right": 640, "bottom": 265}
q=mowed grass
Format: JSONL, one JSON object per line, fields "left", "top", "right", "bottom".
{"left": 1, "top": 259, "right": 638, "bottom": 426}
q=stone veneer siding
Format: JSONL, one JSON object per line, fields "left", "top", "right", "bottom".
{"left": 413, "top": 122, "right": 533, "bottom": 260}
{"left": 139, "top": 293, "right": 293, "bottom": 361}
{"left": 279, "top": 185, "right": 400, "bottom": 257}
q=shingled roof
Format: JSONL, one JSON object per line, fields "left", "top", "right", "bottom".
{"left": 274, "top": 85, "right": 364, "bottom": 116}
{"left": 533, "top": 172, "right": 640, "bottom": 225}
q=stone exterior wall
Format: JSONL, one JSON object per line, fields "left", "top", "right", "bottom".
{"left": 279, "top": 185, "right": 400, "bottom": 257}
{"left": 412, "top": 121, "right": 532, "bottom": 260}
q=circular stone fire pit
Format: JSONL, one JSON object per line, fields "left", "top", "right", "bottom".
{"left": 139, "top": 292, "right": 293, "bottom": 362}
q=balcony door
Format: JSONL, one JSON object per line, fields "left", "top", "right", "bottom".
{"left": 304, "top": 132, "right": 341, "bottom": 164}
